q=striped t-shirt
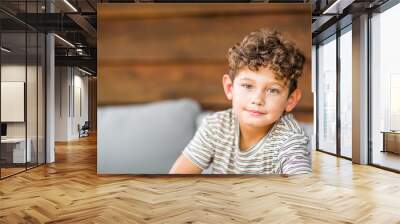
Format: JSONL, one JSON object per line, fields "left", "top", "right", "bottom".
{"left": 182, "top": 109, "right": 312, "bottom": 174}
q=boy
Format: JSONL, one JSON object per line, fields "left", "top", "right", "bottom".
{"left": 169, "top": 28, "right": 311, "bottom": 174}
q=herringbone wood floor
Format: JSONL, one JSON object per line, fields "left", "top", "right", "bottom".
{"left": 1, "top": 134, "right": 400, "bottom": 224}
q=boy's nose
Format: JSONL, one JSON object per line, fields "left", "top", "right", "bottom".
{"left": 250, "top": 90, "right": 265, "bottom": 106}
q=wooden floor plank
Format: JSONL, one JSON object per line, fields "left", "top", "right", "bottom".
{"left": 1, "top": 134, "right": 400, "bottom": 223}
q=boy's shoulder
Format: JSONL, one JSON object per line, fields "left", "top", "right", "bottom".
{"left": 202, "top": 108, "right": 235, "bottom": 131}
{"left": 206, "top": 108, "right": 233, "bottom": 120}
{"left": 274, "top": 113, "right": 309, "bottom": 141}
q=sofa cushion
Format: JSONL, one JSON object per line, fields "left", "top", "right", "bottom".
{"left": 98, "top": 98, "right": 201, "bottom": 174}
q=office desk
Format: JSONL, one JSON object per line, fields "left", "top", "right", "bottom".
{"left": 1, "top": 138, "right": 31, "bottom": 163}
{"left": 381, "top": 131, "right": 400, "bottom": 154}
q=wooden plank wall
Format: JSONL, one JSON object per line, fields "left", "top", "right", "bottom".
{"left": 98, "top": 3, "right": 313, "bottom": 122}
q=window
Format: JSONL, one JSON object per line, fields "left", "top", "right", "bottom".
{"left": 339, "top": 27, "right": 352, "bottom": 158}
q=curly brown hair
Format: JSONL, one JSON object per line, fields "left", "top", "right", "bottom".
{"left": 227, "top": 28, "right": 305, "bottom": 95}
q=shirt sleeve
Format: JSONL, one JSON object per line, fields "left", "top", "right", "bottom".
{"left": 276, "top": 133, "right": 312, "bottom": 175}
{"left": 182, "top": 116, "right": 215, "bottom": 170}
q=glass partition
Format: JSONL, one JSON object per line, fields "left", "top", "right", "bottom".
{"left": 38, "top": 32, "right": 45, "bottom": 165}
{"left": 1, "top": 30, "right": 28, "bottom": 177}
{"left": 317, "top": 35, "right": 337, "bottom": 155}
{"left": 0, "top": 2, "right": 46, "bottom": 179}
{"left": 27, "top": 30, "right": 38, "bottom": 169}
{"left": 371, "top": 3, "right": 400, "bottom": 171}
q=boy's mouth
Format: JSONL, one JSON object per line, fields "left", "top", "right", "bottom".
{"left": 245, "top": 109, "right": 266, "bottom": 116}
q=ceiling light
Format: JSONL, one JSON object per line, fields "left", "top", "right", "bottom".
{"left": 77, "top": 67, "right": 93, "bottom": 76}
{"left": 54, "top": 34, "right": 75, "bottom": 48}
{"left": 63, "top": 0, "right": 78, "bottom": 12}
{"left": 1, "top": 47, "right": 11, "bottom": 53}
{"left": 322, "top": 0, "right": 354, "bottom": 15}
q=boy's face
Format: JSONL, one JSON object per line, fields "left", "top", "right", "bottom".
{"left": 222, "top": 66, "right": 302, "bottom": 129}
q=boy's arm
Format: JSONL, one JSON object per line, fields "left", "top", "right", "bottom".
{"left": 277, "top": 133, "right": 312, "bottom": 175}
{"left": 169, "top": 115, "right": 215, "bottom": 174}
{"left": 169, "top": 154, "right": 203, "bottom": 174}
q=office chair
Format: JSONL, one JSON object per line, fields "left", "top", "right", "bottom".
{"left": 79, "top": 121, "right": 90, "bottom": 138}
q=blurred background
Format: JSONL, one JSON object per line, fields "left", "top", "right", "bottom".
{"left": 2, "top": 0, "right": 399, "bottom": 177}
{"left": 98, "top": 3, "right": 312, "bottom": 121}
{"left": 97, "top": 3, "right": 312, "bottom": 174}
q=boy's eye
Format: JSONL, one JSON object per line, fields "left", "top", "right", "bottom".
{"left": 241, "top": 84, "right": 253, "bottom": 89}
{"left": 267, "top": 88, "right": 280, "bottom": 94}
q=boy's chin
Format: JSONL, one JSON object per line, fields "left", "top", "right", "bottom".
{"left": 240, "top": 117, "right": 274, "bottom": 129}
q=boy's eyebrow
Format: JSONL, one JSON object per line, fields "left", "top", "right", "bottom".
{"left": 270, "top": 82, "right": 285, "bottom": 87}
{"left": 238, "top": 77, "right": 254, "bottom": 82}
{"left": 239, "top": 77, "right": 285, "bottom": 87}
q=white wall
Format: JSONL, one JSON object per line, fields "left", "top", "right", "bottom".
{"left": 1, "top": 65, "right": 26, "bottom": 142}
{"left": 1, "top": 63, "right": 46, "bottom": 164}
{"left": 1, "top": 65, "right": 37, "bottom": 137}
{"left": 55, "top": 67, "right": 89, "bottom": 141}
{"left": 55, "top": 67, "right": 69, "bottom": 141}
{"left": 1, "top": 64, "right": 26, "bottom": 81}
{"left": 72, "top": 73, "right": 89, "bottom": 138}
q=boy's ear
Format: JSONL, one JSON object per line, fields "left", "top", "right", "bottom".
{"left": 222, "top": 74, "right": 233, "bottom": 100}
{"left": 285, "top": 88, "right": 302, "bottom": 113}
